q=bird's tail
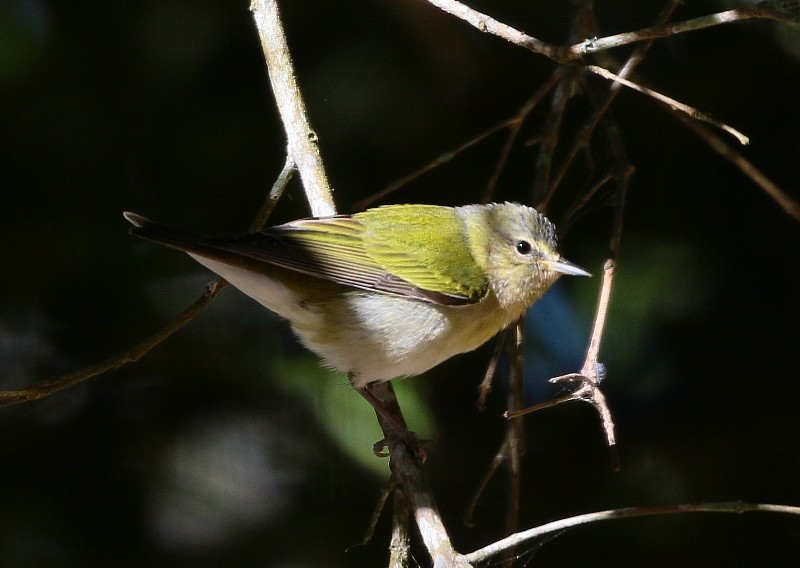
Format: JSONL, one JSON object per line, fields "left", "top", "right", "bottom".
{"left": 123, "top": 212, "right": 216, "bottom": 256}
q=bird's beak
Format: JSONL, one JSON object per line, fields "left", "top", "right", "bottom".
{"left": 543, "top": 258, "right": 591, "bottom": 277}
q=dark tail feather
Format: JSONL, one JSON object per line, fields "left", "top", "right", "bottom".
{"left": 123, "top": 211, "right": 212, "bottom": 255}
{"left": 122, "top": 212, "right": 276, "bottom": 274}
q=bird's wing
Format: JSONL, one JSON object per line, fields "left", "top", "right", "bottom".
{"left": 125, "top": 208, "right": 489, "bottom": 305}
{"left": 223, "top": 209, "right": 489, "bottom": 305}
{"left": 356, "top": 205, "right": 489, "bottom": 302}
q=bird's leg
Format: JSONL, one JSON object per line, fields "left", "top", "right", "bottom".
{"left": 353, "top": 379, "right": 425, "bottom": 462}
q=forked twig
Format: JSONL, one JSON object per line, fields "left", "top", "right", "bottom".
{"left": 506, "top": 259, "right": 619, "bottom": 470}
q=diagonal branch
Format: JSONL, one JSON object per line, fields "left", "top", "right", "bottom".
{"left": 0, "top": 280, "right": 226, "bottom": 407}
{"left": 675, "top": 113, "right": 800, "bottom": 222}
{"left": 0, "top": 157, "right": 295, "bottom": 408}
{"left": 585, "top": 65, "right": 749, "bottom": 145}
{"left": 422, "top": 0, "right": 561, "bottom": 59}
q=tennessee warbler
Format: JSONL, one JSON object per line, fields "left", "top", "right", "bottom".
{"left": 124, "top": 203, "right": 588, "bottom": 389}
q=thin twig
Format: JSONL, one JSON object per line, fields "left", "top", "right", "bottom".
{"left": 356, "top": 478, "right": 395, "bottom": 548}
{"left": 586, "top": 65, "right": 749, "bottom": 145}
{"left": 250, "top": 155, "right": 296, "bottom": 231}
{"left": 676, "top": 113, "right": 800, "bottom": 222}
{"left": 422, "top": 0, "right": 754, "bottom": 145}
{"left": 582, "top": 259, "right": 615, "bottom": 370}
{"left": 506, "top": 260, "right": 619, "bottom": 468}
{"left": 558, "top": 172, "right": 615, "bottom": 236}
{"left": 503, "top": 320, "right": 524, "bottom": 557}
{"left": 481, "top": 72, "right": 562, "bottom": 204}
{"left": 353, "top": 120, "right": 513, "bottom": 211}
{"left": 0, "top": 157, "right": 296, "bottom": 408}
{"left": 475, "top": 327, "right": 507, "bottom": 411}
{"left": 463, "top": 437, "right": 507, "bottom": 528}
{"left": 0, "top": 280, "right": 226, "bottom": 407}
{"left": 464, "top": 501, "right": 800, "bottom": 564}
{"left": 353, "top": 71, "right": 561, "bottom": 210}
{"left": 568, "top": 2, "right": 800, "bottom": 57}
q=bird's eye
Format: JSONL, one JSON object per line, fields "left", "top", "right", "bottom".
{"left": 515, "top": 240, "right": 532, "bottom": 255}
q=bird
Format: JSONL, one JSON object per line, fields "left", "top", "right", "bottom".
{"left": 124, "top": 203, "right": 588, "bottom": 432}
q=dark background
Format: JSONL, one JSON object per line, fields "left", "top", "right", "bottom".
{"left": 2, "top": 0, "right": 799, "bottom": 566}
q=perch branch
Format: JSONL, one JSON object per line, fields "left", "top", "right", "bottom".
{"left": 252, "top": 3, "right": 464, "bottom": 565}
{"left": 368, "top": 382, "right": 472, "bottom": 567}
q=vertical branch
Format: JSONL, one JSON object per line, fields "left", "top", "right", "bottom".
{"left": 389, "top": 486, "right": 412, "bottom": 567}
{"left": 250, "top": 4, "right": 470, "bottom": 565}
{"left": 250, "top": 0, "right": 336, "bottom": 217}
{"left": 503, "top": 320, "right": 525, "bottom": 557}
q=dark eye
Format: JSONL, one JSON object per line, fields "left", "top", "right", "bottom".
{"left": 515, "top": 240, "right": 532, "bottom": 255}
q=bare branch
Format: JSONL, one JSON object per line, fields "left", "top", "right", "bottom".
{"left": 250, "top": 155, "right": 297, "bottom": 230}
{"left": 568, "top": 1, "right": 800, "bottom": 57}
{"left": 422, "top": 0, "right": 753, "bottom": 145}
{"left": 0, "top": 280, "right": 226, "bottom": 407}
{"left": 503, "top": 321, "right": 524, "bottom": 550}
{"left": 676, "top": 114, "right": 800, "bottom": 222}
{"left": 475, "top": 327, "right": 507, "bottom": 411}
{"left": 250, "top": 0, "right": 336, "bottom": 217}
{"left": 586, "top": 65, "right": 749, "bottom": 145}
{"left": 0, "top": 157, "right": 296, "bottom": 408}
{"left": 353, "top": 120, "right": 513, "bottom": 211}
{"left": 506, "top": 260, "right": 620, "bottom": 468}
{"left": 422, "top": 0, "right": 561, "bottom": 59}
{"left": 367, "top": 382, "right": 472, "bottom": 567}
{"left": 464, "top": 501, "right": 800, "bottom": 564}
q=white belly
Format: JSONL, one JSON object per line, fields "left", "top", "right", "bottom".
{"left": 190, "top": 255, "right": 511, "bottom": 387}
